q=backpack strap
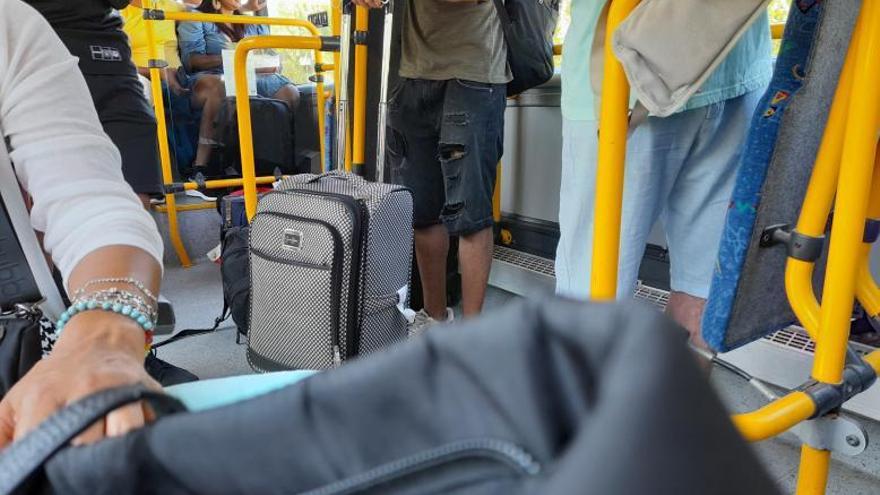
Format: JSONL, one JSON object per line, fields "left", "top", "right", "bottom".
{"left": 0, "top": 384, "right": 186, "bottom": 495}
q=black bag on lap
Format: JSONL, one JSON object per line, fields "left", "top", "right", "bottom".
{"left": 0, "top": 300, "right": 779, "bottom": 495}
{"left": 209, "top": 96, "right": 296, "bottom": 178}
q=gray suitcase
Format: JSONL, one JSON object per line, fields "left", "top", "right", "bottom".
{"left": 247, "top": 171, "right": 413, "bottom": 370}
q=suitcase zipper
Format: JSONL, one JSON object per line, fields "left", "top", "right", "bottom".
{"left": 254, "top": 211, "right": 345, "bottom": 367}
{"left": 301, "top": 438, "right": 541, "bottom": 495}
{"left": 275, "top": 189, "right": 366, "bottom": 360}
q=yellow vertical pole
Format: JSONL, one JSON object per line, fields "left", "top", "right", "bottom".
{"left": 856, "top": 142, "right": 880, "bottom": 314}
{"left": 795, "top": 3, "right": 880, "bottom": 493}
{"left": 785, "top": 20, "right": 859, "bottom": 337}
{"left": 796, "top": 447, "right": 831, "bottom": 495}
{"left": 812, "top": 0, "right": 880, "bottom": 387}
{"left": 590, "top": 0, "right": 641, "bottom": 300}
{"left": 234, "top": 43, "right": 259, "bottom": 222}
{"left": 144, "top": 6, "right": 192, "bottom": 267}
{"left": 235, "top": 36, "right": 325, "bottom": 221}
{"left": 352, "top": 5, "right": 369, "bottom": 173}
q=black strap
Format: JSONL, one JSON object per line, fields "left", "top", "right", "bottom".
{"left": 490, "top": 0, "right": 513, "bottom": 42}
{"left": 0, "top": 384, "right": 186, "bottom": 495}
{"left": 0, "top": 196, "right": 42, "bottom": 312}
{"left": 151, "top": 304, "right": 231, "bottom": 350}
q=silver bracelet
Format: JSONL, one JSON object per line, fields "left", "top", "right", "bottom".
{"left": 72, "top": 277, "right": 158, "bottom": 304}
{"left": 71, "top": 288, "right": 156, "bottom": 321}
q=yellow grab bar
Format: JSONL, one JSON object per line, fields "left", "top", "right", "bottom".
{"left": 812, "top": 0, "right": 880, "bottom": 386}
{"left": 590, "top": 0, "right": 641, "bottom": 300}
{"left": 784, "top": 16, "right": 860, "bottom": 339}
{"left": 732, "top": 391, "right": 816, "bottom": 442}
{"left": 234, "top": 35, "right": 333, "bottom": 221}
{"left": 144, "top": 6, "right": 191, "bottom": 267}
{"left": 149, "top": 10, "right": 322, "bottom": 35}
{"left": 352, "top": 6, "right": 369, "bottom": 173}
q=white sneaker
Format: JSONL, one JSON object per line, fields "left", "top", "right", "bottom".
{"left": 185, "top": 189, "right": 217, "bottom": 202}
{"left": 408, "top": 308, "right": 454, "bottom": 337}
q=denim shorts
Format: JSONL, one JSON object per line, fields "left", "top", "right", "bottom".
{"left": 387, "top": 78, "right": 506, "bottom": 236}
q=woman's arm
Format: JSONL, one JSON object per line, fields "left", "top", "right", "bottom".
{"left": 0, "top": 0, "right": 163, "bottom": 447}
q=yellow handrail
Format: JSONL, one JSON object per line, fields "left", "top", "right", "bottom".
{"left": 144, "top": 9, "right": 329, "bottom": 265}
{"left": 771, "top": 22, "right": 785, "bottom": 40}
{"left": 144, "top": 4, "right": 191, "bottom": 267}
{"left": 732, "top": 391, "right": 816, "bottom": 442}
{"left": 590, "top": 0, "right": 641, "bottom": 300}
{"left": 234, "top": 35, "right": 331, "bottom": 221}
{"left": 352, "top": 6, "right": 370, "bottom": 173}
{"left": 155, "top": 10, "right": 322, "bottom": 35}
{"left": 784, "top": 15, "right": 860, "bottom": 339}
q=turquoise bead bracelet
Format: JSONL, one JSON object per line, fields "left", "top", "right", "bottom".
{"left": 56, "top": 290, "right": 156, "bottom": 336}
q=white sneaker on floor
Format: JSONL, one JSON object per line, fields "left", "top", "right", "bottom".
{"left": 185, "top": 189, "right": 217, "bottom": 202}
{"left": 408, "top": 308, "right": 454, "bottom": 337}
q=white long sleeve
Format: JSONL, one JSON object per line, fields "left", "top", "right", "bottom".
{"left": 0, "top": 0, "right": 163, "bottom": 286}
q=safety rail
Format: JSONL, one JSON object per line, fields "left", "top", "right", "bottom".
{"left": 232, "top": 35, "right": 340, "bottom": 221}
{"left": 592, "top": 1, "right": 880, "bottom": 494}
{"left": 143, "top": 5, "right": 334, "bottom": 266}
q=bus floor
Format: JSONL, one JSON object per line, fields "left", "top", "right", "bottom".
{"left": 154, "top": 258, "right": 880, "bottom": 493}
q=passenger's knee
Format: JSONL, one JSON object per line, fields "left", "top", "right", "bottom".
{"left": 194, "top": 76, "right": 225, "bottom": 106}
{"left": 274, "top": 84, "right": 301, "bottom": 110}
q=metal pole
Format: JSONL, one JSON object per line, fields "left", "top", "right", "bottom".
{"left": 374, "top": 0, "right": 394, "bottom": 183}
{"left": 335, "top": 3, "right": 353, "bottom": 171}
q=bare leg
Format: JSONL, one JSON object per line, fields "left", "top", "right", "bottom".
{"left": 415, "top": 223, "right": 450, "bottom": 320}
{"left": 666, "top": 291, "right": 713, "bottom": 372}
{"left": 190, "top": 75, "right": 226, "bottom": 168}
{"left": 458, "top": 226, "right": 493, "bottom": 317}
{"left": 665, "top": 291, "right": 709, "bottom": 347}
{"left": 272, "top": 84, "right": 301, "bottom": 111}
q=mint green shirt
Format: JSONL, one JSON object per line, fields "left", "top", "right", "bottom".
{"left": 561, "top": 0, "right": 774, "bottom": 121}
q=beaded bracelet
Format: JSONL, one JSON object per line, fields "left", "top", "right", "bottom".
{"left": 56, "top": 288, "right": 157, "bottom": 337}
{"left": 71, "top": 277, "right": 158, "bottom": 305}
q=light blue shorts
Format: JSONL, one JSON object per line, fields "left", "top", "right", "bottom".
{"left": 555, "top": 89, "right": 763, "bottom": 300}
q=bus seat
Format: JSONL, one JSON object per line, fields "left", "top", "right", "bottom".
{"left": 702, "top": 0, "right": 861, "bottom": 352}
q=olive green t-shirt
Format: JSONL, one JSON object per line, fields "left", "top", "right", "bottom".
{"left": 399, "top": 0, "right": 511, "bottom": 84}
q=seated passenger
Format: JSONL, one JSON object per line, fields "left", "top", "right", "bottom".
{"left": 555, "top": 1, "right": 773, "bottom": 348}
{"left": 177, "top": 0, "right": 300, "bottom": 173}
{"left": 121, "top": 0, "right": 191, "bottom": 101}
{"left": 22, "top": 0, "right": 164, "bottom": 210}
{"left": 0, "top": 0, "right": 165, "bottom": 445}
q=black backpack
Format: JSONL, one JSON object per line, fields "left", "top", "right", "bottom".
{"left": 211, "top": 96, "right": 295, "bottom": 178}
{"left": 492, "top": 0, "right": 560, "bottom": 96}
{"left": 2, "top": 300, "right": 780, "bottom": 495}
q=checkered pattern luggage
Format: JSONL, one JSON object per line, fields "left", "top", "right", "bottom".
{"left": 247, "top": 171, "right": 414, "bottom": 371}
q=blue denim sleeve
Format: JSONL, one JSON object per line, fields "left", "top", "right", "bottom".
{"left": 177, "top": 21, "right": 207, "bottom": 71}
{"left": 244, "top": 24, "right": 270, "bottom": 37}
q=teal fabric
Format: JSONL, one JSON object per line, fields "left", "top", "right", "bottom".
{"left": 165, "top": 371, "right": 318, "bottom": 412}
{"left": 561, "top": 0, "right": 774, "bottom": 121}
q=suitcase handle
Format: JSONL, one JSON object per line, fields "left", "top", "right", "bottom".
{"left": 294, "top": 171, "right": 367, "bottom": 185}
{"left": 0, "top": 384, "right": 186, "bottom": 495}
